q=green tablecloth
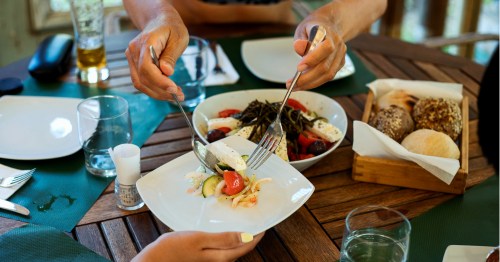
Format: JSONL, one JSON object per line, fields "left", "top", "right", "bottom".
{"left": 0, "top": 224, "right": 110, "bottom": 261}
{"left": 0, "top": 79, "right": 170, "bottom": 232}
{"left": 409, "top": 175, "right": 499, "bottom": 261}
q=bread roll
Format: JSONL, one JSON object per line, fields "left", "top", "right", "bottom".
{"left": 413, "top": 98, "right": 462, "bottom": 140}
{"left": 377, "top": 89, "right": 418, "bottom": 113}
{"left": 369, "top": 105, "right": 414, "bottom": 142}
{"left": 401, "top": 129, "right": 460, "bottom": 159}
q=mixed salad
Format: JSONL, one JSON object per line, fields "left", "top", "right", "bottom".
{"left": 185, "top": 141, "right": 271, "bottom": 208}
{"left": 205, "top": 98, "right": 343, "bottom": 161}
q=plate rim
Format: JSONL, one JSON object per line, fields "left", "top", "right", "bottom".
{"left": 0, "top": 95, "right": 82, "bottom": 160}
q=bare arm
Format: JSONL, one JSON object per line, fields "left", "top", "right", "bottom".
{"left": 123, "top": 0, "right": 188, "bottom": 101}
{"left": 289, "top": 0, "right": 387, "bottom": 91}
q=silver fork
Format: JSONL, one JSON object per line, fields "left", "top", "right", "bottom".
{"left": 150, "top": 46, "right": 219, "bottom": 173}
{"left": 0, "top": 168, "right": 35, "bottom": 188}
{"left": 246, "top": 25, "right": 327, "bottom": 170}
{"left": 210, "top": 40, "right": 225, "bottom": 74}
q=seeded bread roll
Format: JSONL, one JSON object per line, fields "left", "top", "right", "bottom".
{"left": 401, "top": 129, "right": 460, "bottom": 159}
{"left": 369, "top": 105, "right": 414, "bottom": 142}
{"left": 413, "top": 98, "right": 462, "bottom": 140}
{"left": 377, "top": 89, "right": 419, "bottom": 113}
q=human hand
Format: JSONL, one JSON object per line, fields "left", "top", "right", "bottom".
{"left": 125, "top": 13, "right": 189, "bottom": 101}
{"left": 287, "top": 20, "right": 347, "bottom": 91}
{"left": 132, "top": 231, "right": 265, "bottom": 262}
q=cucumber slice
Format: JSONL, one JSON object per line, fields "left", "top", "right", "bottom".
{"left": 216, "top": 162, "right": 234, "bottom": 171}
{"left": 202, "top": 175, "right": 223, "bottom": 198}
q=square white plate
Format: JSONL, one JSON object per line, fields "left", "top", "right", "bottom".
{"left": 136, "top": 135, "right": 315, "bottom": 235}
{"left": 0, "top": 96, "right": 82, "bottom": 160}
{"left": 241, "top": 36, "right": 355, "bottom": 83}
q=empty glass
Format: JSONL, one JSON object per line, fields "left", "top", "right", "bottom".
{"left": 77, "top": 95, "right": 132, "bottom": 177}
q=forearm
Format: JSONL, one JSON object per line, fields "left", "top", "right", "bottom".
{"left": 308, "top": 0, "right": 387, "bottom": 41}
{"left": 123, "top": 0, "right": 178, "bottom": 29}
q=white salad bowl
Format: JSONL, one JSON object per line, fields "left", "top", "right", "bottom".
{"left": 192, "top": 89, "right": 348, "bottom": 172}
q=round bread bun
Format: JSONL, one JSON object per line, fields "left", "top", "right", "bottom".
{"left": 369, "top": 105, "right": 414, "bottom": 142}
{"left": 401, "top": 129, "right": 460, "bottom": 159}
{"left": 377, "top": 89, "right": 418, "bottom": 113}
{"left": 413, "top": 98, "right": 462, "bottom": 140}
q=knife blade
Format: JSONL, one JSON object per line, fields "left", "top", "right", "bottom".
{"left": 0, "top": 198, "right": 30, "bottom": 216}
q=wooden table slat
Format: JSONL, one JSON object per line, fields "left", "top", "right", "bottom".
{"left": 75, "top": 224, "right": 112, "bottom": 260}
{"left": 101, "top": 218, "right": 139, "bottom": 262}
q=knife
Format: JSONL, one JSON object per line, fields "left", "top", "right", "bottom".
{"left": 0, "top": 198, "right": 30, "bottom": 216}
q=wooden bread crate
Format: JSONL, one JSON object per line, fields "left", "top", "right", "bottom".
{"left": 352, "top": 91, "right": 469, "bottom": 194}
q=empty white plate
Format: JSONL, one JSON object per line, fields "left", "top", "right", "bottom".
{"left": 137, "top": 135, "right": 315, "bottom": 235}
{"left": 0, "top": 96, "right": 82, "bottom": 160}
{"left": 241, "top": 36, "right": 355, "bottom": 83}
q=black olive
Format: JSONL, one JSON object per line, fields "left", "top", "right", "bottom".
{"left": 307, "top": 140, "right": 327, "bottom": 155}
{"left": 207, "top": 129, "right": 226, "bottom": 143}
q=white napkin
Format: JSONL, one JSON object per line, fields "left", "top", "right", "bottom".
{"left": 0, "top": 164, "right": 33, "bottom": 200}
{"left": 353, "top": 79, "right": 464, "bottom": 185}
{"left": 109, "top": 144, "right": 141, "bottom": 185}
{"left": 182, "top": 44, "right": 239, "bottom": 86}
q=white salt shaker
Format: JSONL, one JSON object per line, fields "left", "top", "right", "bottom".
{"left": 111, "top": 143, "right": 144, "bottom": 210}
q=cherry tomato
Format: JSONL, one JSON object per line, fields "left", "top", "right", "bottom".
{"left": 298, "top": 131, "right": 321, "bottom": 151}
{"left": 216, "top": 127, "right": 232, "bottom": 134}
{"left": 222, "top": 171, "right": 245, "bottom": 196}
{"left": 287, "top": 98, "right": 307, "bottom": 112}
{"left": 218, "top": 109, "right": 241, "bottom": 118}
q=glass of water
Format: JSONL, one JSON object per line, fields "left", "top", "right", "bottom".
{"left": 170, "top": 36, "right": 209, "bottom": 108}
{"left": 340, "top": 205, "right": 411, "bottom": 262}
{"left": 77, "top": 95, "right": 133, "bottom": 177}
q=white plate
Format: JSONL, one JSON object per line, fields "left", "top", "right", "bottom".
{"left": 0, "top": 96, "right": 82, "bottom": 160}
{"left": 136, "top": 135, "right": 315, "bottom": 235}
{"left": 443, "top": 245, "right": 496, "bottom": 262}
{"left": 192, "top": 89, "right": 348, "bottom": 171}
{"left": 241, "top": 36, "right": 355, "bottom": 83}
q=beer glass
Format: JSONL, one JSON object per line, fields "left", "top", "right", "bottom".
{"left": 70, "top": 0, "right": 109, "bottom": 84}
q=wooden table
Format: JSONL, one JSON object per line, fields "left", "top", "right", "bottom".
{"left": 0, "top": 25, "right": 494, "bottom": 262}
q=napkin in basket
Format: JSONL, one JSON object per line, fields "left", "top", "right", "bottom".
{"left": 0, "top": 164, "right": 33, "bottom": 200}
{"left": 182, "top": 44, "right": 239, "bottom": 86}
{"left": 353, "top": 79, "right": 465, "bottom": 184}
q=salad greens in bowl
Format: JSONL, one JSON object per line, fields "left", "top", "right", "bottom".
{"left": 192, "top": 89, "right": 348, "bottom": 172}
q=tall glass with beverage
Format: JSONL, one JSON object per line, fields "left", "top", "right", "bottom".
{"left": 70, "top": 0, "right": 109, "bottom": 85}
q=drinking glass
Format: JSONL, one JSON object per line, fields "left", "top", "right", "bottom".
{"left": 340, "top": 205, "right": 411, "bottom": 262}
{"left": 70, "top": 0, "right": 109, "bottom": 85}
{"left": 77, "top": 95, "right": 132, "bottom": 177}
{"left": 170, "top": 36, "right": 209, "bottom": 107}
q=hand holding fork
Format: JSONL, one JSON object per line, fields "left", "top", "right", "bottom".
{"left": 246, "top": 25, "right": 327, "bottom": 170}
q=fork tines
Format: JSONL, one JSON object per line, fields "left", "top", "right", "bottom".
{"left": 246, "top": 132, "right": 283, "bottom": 170}
{"left": 0, "top": 168, "right": 35, "bottom": 188}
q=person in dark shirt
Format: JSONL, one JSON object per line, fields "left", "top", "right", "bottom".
{"left": 477, "top": 46, "right": 499, "bottom": 171}
{"left": 122, "top": 0, "right": 387, "bottom": 101}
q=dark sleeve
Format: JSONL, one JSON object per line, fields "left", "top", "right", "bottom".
{"left": 477, "top": 45, "right": 499, "bottom": 172}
